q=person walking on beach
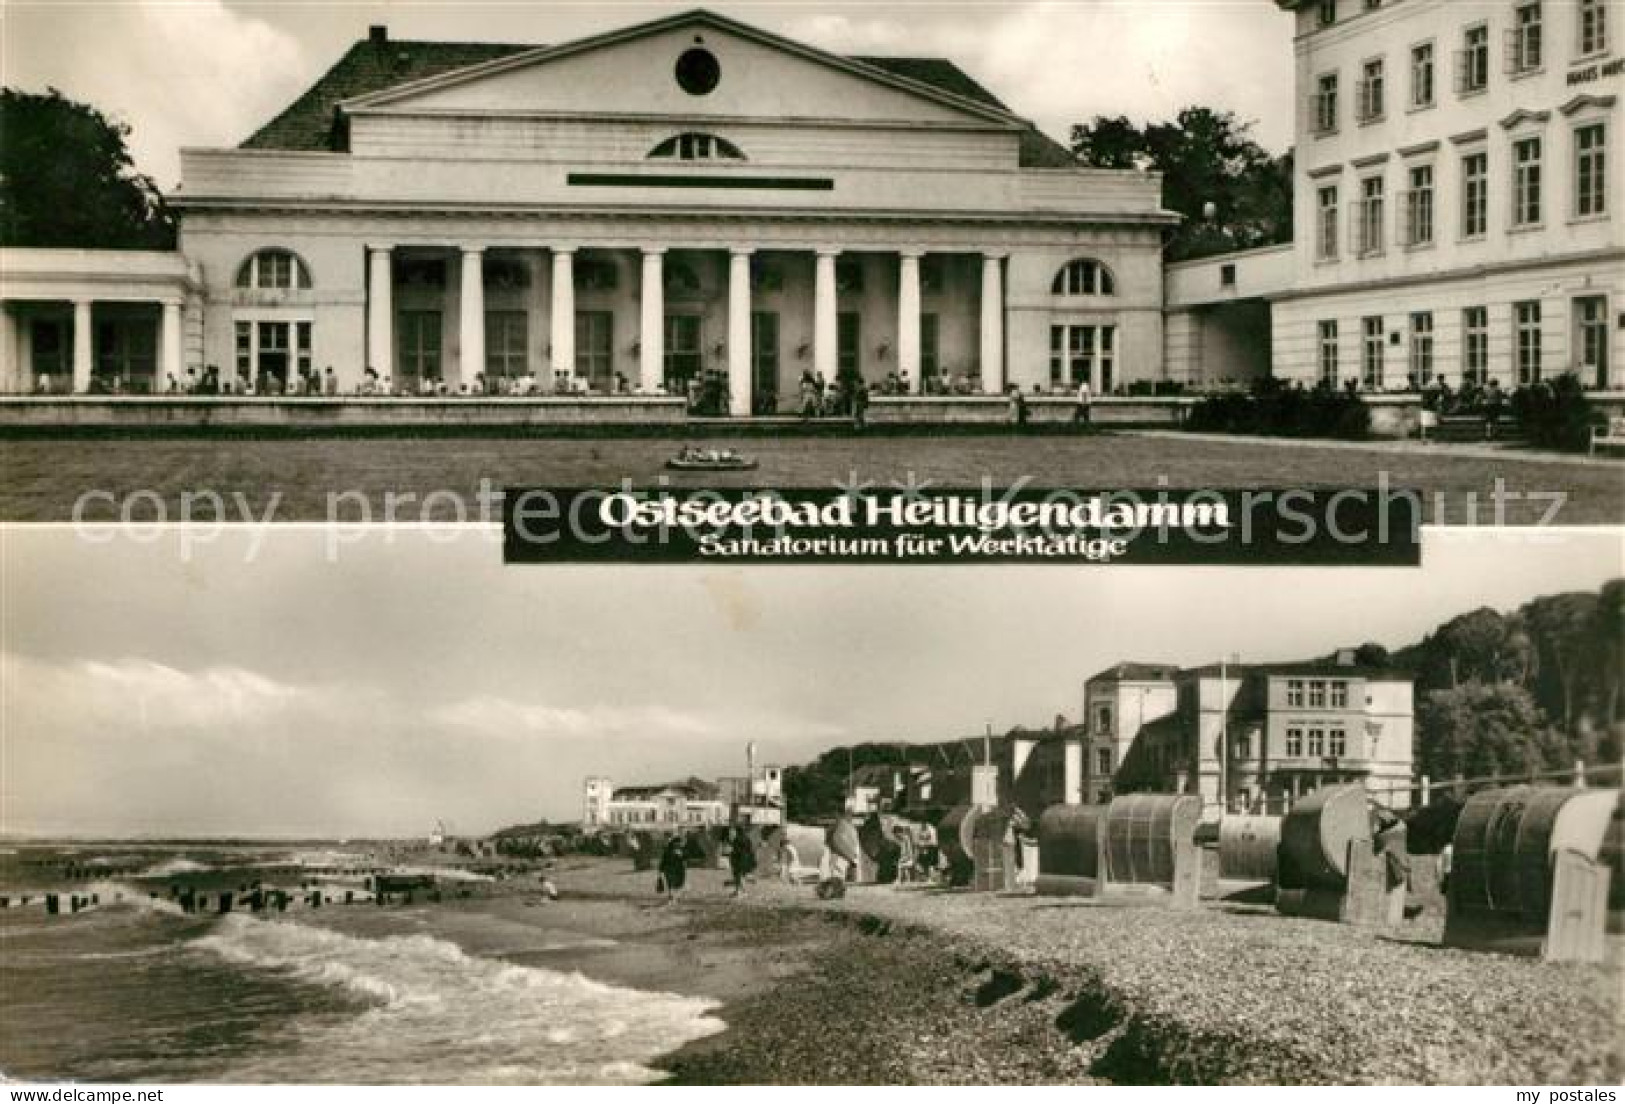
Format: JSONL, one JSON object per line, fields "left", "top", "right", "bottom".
{"left": 658, "top": 835, "right": 688, "bottom": 905}
{"left": 727, "top": 825, "right": 756, "bottom": 897}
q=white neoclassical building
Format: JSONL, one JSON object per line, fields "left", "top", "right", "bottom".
{"left": 1269, "top": 0, "right": 1621, "bottom": 392}
{"left": 0, "top": 9, "right": 1178, "bottom": 410}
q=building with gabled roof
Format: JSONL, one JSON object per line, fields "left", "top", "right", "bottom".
{"left": 0, "top": 8, "right": 1177, "bottom": 406}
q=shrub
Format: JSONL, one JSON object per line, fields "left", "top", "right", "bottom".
{"left": 1510, "top": 373, "right": 1596, "bottom": 452}
{"left": 1185, "top": 379, "right": 1369, "bottom": 440}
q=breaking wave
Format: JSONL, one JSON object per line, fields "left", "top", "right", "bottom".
{"left": 136, "top": 858, "right": 213, "bottom": 878}
{"left": 190, "top": 915, "right": 724, "bottom": 1083}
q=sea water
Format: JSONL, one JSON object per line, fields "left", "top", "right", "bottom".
{"left": 0, "top": 845, "right": 724, "bottom": 1084}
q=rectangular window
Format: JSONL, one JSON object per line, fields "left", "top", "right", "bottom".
{"left": 1363, "top": 316, "right": 1386, "bottom": 389}
{"left": 1329, "top": 728, "right": 1347, "bottom": 757}
{"left": 1234, "top": 732, "right": 1251, "bottom": 760}
{"left": 1411, "top": 42, "right": 1435, "bottom": 108}
{"left": 1094, "top": 704, "right": 1113, "bottom": 735}
{"left": 751, "top": 311, "right": 779, "bottom": 409}
{"left": 1308, "top": 680, "right": 1328, "bottom": 708}
{"left": 1357, "top": 59, "right": 1385, "bottom": 124}
{"left": 837, "top": 311, "right": 861, "bottom": 376}
{"left": 1308, "top": 728, "right": 1326, "bottom": 757}
{"left": 1286, "top": 679, "right": 1305, "bottom": 707}
{"left": 234, "top": 320, "right": 251, "bottom": 381}
{"left": 920, "top": 313, "right": 940, "bottom": 381}
{"left": 1358, "top": 175, "right": 1385, "bottom": 256}
{"left": 1286, "top": 727, "right": 1304, "bottom": 757}
{"left": 1513, "top": 136, "right": 1543, "bottom": 227}
{"left": 1049, "top": 325, "right": 1116, "bottom": 392}
{"left": 1314, "top": 73, "right": 1340, "bottom": 135}
{"left": 399, "top": 310, "right": 442, "bottom": 385}
{"left": 1318, "top": 0, "right": 1336, "bottom": 27}
{"left": 1317, "top": 185, "right": 1340, "bottom": 260}
{"left": 1462, "top": 151, "right": 1488, "bottom": 238}
{"left": 484, "top": 311, "right": 527, "bottom": 381}
{"left": 1097, "top": 748, "right": 1113, "bottom": 777}
{"left": 1510, "top": 2, "right": 1543, "bottom": 73}
{"left": 1579, "top": 0, "right": 1608, "bottom": 57}
{"left": 1460, "top": 24, "right": 1490, "bottom": 93}
{"left": 1464, "top": 306, "right": 1489, "bottom": 384}
{"left": 295, "top": 320, "right": 312, "bottom": 382}
{"left": 1318, "top": 320, "right": 1340, "bottom": 385}
{"left": 574, "top": 310, "right": 613, "bottom": 390}
{"left": 1515, "top": 301, "right": 1542, "bottom": 384}
{"left": 1576, "top": 123, "right": 1607, "bottom": 218}
{"left": 1410, "top": 312, "right": 1434, "bottom": 386}
{"left": 1575, "top": 296, "right": 1610, "bottom": 389}
{"left": 1329, "top": 682, "right": 1349, "bottom": 708}
{"left": 663, "top": 313, "right": 703, "bottom": 389}
{"left": 1405, "top": 163, "right": 1435, "bottom": 245}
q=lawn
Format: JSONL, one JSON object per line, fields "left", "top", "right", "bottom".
{"left": 1, "top": 430, "right": 1619, "bottom": 524}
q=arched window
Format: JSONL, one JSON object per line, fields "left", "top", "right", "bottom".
{"left": 235, "top": 249, "right": 312, "bottom": 290}
{"left": 646, "top": 132, "right": 746, "bottom": 161}
{"left": 1051, "top": 259, "right": 1116, "bottom": 296}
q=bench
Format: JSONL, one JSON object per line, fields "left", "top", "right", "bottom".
{"left": 1590, "top": 415, "right": 1625, "bottom": 456}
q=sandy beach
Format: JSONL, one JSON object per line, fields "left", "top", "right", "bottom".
{"left": 294, "top": 855, "right": 1620, "bottom": 1086}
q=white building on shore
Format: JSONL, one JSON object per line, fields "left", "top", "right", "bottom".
{"left": 1268, "top": 0, "right": 1620, "bottom": 392}
{"left": 0, "top": 9, "right": 1177, "bottom": 408}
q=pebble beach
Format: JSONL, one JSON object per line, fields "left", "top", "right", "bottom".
{"left": 528, "top": 857, "right": 1620, "bottom": 1086}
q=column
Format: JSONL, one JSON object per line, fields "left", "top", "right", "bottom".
{"left": 897, "top": 249, "right": 923, "bottom": 392}
{"left": 813, "top": 248, "right": 839, "bottom": 381}
{"left": 366, "top": 245, "right": 393, "bottom": 378}
{"left": 160, "top": 300, "right": 183, "bottom": 386}
{"left": 72, "top": 299, "right": 92, "bottom": 394}
{"left": 727, "top": 247, "right": 753, "bottom": 417}
{"left": 979, "top": 253, "right": 1005, "bottom": 395}
{"left": 549, "top": 248, "right": 576, "bottom": 389}
{"left": 459, "top": 246, "right": 485, "bottom": 390}
{"left": 0, "top": 303, "right": 15, "bottom": 393}
{"left": 639, "top": 248, "right": 665, "bottom": 393}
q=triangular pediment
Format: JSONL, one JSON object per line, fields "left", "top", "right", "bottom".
{"left": 342, "top": 9, "right": 1021, "bottom": 130}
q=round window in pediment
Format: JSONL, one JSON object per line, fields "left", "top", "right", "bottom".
{"left": 675, "top": 47, "right": 720, "bottom": 95}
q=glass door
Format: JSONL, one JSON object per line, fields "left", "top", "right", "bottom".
{"left": 751, "top": 311, "right": 779, "bottom": 413}
{"left": 257, "top": 321, "right": 290, "bottom": 393}
{"left": 1576, "top": 296, "right": 1609, "bottom": 390}
{"left": 663, "top": 314, "right": 703, "bottom": 391}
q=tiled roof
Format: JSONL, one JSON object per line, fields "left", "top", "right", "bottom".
{"left": 243, "top": 38, "right": 535, "bottom": 152}
{"left": 240, "top": 36, "right": 1076, "bottom": 168}
{"left": 1180, "top": 662, "right": 1413, "bottom": 681}
{"left": 1087, "top": 661, "right": 1182, "bottom": 684}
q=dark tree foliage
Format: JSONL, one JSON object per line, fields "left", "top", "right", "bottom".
{"left": 1392, "top": 583, "right": 1624, "bottom": 777}
{"left": 1414, "top": 682, "right": 1568, "bottom": 781}
{"left": 1, "top": 87, "right": 175, "bottom": 249}
{"left": 1070, "top": 107, "right": 1292, "bottom": 261}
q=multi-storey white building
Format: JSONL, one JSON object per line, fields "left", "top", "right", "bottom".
{"left": 1089, "top": 654, "right": 1415, "bottom": 812}
{"left": 581, "top": 777, "right": 730, "bottom": 829}
{"left": 1270, "top": 0, "right": 1621, "bottom": 392}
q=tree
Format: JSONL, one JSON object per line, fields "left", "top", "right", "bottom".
{"left": 1414, "top": 607, "right": 1532, "bottom": 690}
{"left": 1070, "top": 107, "right": 1292, "bottom": 261}
{"left": 1415, "top": 682, "right": 1567, "bottom": 782}
{"left": 0, "top": 87, "right": 175, "bottom": 249}
{"left": 1353, "top": 642, "right": 1392, "bottom": 668}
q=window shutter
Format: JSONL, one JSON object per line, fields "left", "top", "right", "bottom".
{"left": 1503, "top": 28, "right": 1519, "bottom": 72}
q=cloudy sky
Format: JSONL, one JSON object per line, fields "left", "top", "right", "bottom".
{"left": 0, "top": 0, "right": 1295, "bottom": 188}
{"left": 2, "top": 526, "right": 1619, "bottom": 838}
